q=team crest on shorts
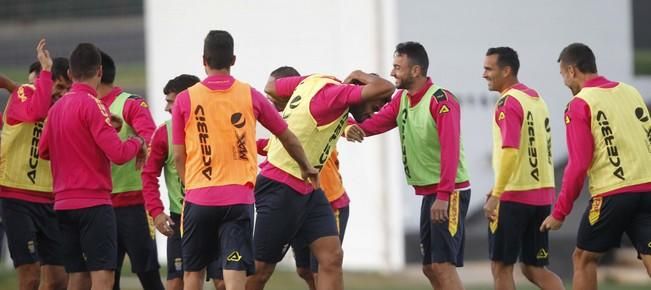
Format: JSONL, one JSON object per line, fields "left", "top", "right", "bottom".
{"left": 174, "top": 258, "right": 183, "bottom": 271}
{"left": 588, "top": 197, "right": 603, "bottom": 226}
{"left": 27, "top": 240, "right": 35, "bottom": 253}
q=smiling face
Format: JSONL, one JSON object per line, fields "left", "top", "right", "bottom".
{"left": 482, "top": 54, "right": 507, "bottom": 92}
{"left": 391, "top": 54, "right": 417, "bottom": 90}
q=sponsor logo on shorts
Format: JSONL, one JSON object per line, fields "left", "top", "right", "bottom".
{"left": 27, "top": 240, "right": 35, "bottom": 253}
{"left": 419, "top": 243, "right": 424, "bottom": 256}
{"left": 174, "top": 258, "right": 183, "bottom": 271}
{"left": 536, "top": 248, "right": 548, "bottom": 259}
{"left": 596, "top": 111, "right": 625, "bottom": 180}
{"left": 227, "top": 251, "right": 242, "bottom": 262}
{"left": 448, "top": 191, "right": 460, "bottom": 237}
{"left": 647, "top": 241, "right": 651, "bottom": 249}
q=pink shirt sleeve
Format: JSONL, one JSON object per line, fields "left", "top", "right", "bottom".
{"left": 142, "top": 124, "right": 169, "bottom": 218}
{"left": 38, "top": 117, "right": 51, "bottom": 160}
{"left": 252, "top": 88, "right": 288, "bottom": 135}
{"left": 274, "top": 76, "right": 306, "bottom": 99}
{"left": 495, "top": 96, "right": 524, "bottom": 149}
{"left": 85, "top": 98, "right": 142, "bottom": 165}
{"left": 122, "top": 97, "right": 157, "bottom": 143}
{"left": 311, "top": 84, "right": 363, "bottom": 126}
{"left": 256, "top": 138, "right": 270, "bottom": 156}
{"left": 358, "top": 92, "right": 401, "bottom": 136}
{"left": 6, "top": 70, "right": 53, "bottom": 125}
{"left": 172, "top": 91, "right": 190, "bottom": 145}
{"left": 432, "top": 90, "right": 462, "bottom": 201}
{"left": 552, "top": 98, "right": 593, "bottom": 221}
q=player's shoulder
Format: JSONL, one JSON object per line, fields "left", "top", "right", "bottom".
{"left": 13, "top": 84, "right": 36, "bottom": 101}
{"left": 124, "top": 93, "right": 150, "bottom": 109}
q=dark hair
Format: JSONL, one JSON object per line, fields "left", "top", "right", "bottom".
{"left": 163, "top": 74, "right": 200, "bottom": 95}
{"left": 69, "top": 43, "right": 102, "bottom": 80}
{"left": 29, "top": 61, "right": 41, "bottom": 75}
{"left": 270, "top": 66, "right": 300, "bottom": 79}
{"left": 51, "top": 57, "right": 71, "bottom": 82}
{"left": 395, "top": 41, "right": 429, "bottom": 76}
{"left": 486, "top": 47, "right": 520, "bottom": 76}
{"left": 557, "top": 43, "right": 597, "bottom": 74}
{"left": 203, "top": 30, "right": 234, "bottom": 70}
{"left": 99, "top": 50, "right": 116, "bottom": 84}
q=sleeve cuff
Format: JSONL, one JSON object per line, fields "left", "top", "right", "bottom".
{"left": 436, "top": 191, "right": 450, "bottom": 201}
{"left": 551, "top": 210, "right": 566, "bottom": 222}
{"left": 150, "top": 207, "right": 164, "bottom": 219}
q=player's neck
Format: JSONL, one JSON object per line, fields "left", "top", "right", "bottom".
{"left": 407, "top": 77, "right": 428, "bottom": 96}
{"left": 97, "top": 83, "right": 114, "bottom": 99}
{"left": 205, "top": 67, "right": 230, "bottom": 77}
{"left": 499, "top": 78, "right": 519, "bottom": 94}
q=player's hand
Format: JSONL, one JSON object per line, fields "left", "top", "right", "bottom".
{"left": 110, "top": 114, "right": 123, "bottom": 132}
{"left": 134, "top": 136, "right": 147, "bottom": 169}
{"left": 344, "top": 124, "right": 365, "bottom": 142}
{"left": 154, "top": 213, "right": 175, "bottom": 237}
{"left": 540, "top": 215, "right": 563, "bottom": 232}
{"left": 483, "top": 195, "right": 499, "bottom": 221}
{"left": 300, "top": 166, "right": 320, "bottom": 189}
{"left": 36, "top": 38, "right": 53, "bottom": 72}
{"left": 430, "top": 199, "right": 449, "bottom": 223}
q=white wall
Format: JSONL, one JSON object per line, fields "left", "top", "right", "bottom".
{"left": 145, "top": 0, "right": 404, "bottom": 271}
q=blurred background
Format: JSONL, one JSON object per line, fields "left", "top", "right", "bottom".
{"left": 0, "top": 0, "right": 650, "bottom": 289}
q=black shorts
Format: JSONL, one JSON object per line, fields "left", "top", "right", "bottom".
{"left": 420, "top": 189, "right": 470, "bottom": 267}
{"left": 181, "top": 201, "right": 254, "bottom": 275}
{"left": 577, "top": 192, "right": 651, "bottom": 255}
{"left": 56, "top": 205, "right": 117, "bottom": 273}
{"left": 292, "top": 206, "right": 350, "bottom": 273}
{"left": 488, "top": 201, "right": 550, "bottom": 266}
{"left": 1, "top": 198, "right": 64, "bottom": 267}
{"left": 114, "top": 205, "right": 160, "bottom": 273}
{"left": 253, "top": 175, "right": 339, "bottom": 264}
{"left": 167, "top": 212, "right": 221, "bottom": 280}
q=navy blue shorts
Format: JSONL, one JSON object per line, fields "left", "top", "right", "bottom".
{"left": 577, "top": 192, "right": 651, "bottom": 255}
{"left": 2, "top": 198, "right": 64, "bottom": 267}
{"left": 292, "top": 206, "right": 349, "bottom": 273}
{"left": 253, "top": 175, "right": 339, "bottom": 264}
{"left": 167, "top": 212, "right": 221, "bottom": 280}
{"left": 420, "top": 189, "right": 470, "bottom": 266}
{"left": 114, "top": 205, "right": 160, "bottom": 273}
{"left": 488, "top": 201, "right": 550, "bottom": 266}
{"left": 56, "top": 205, "right": 117, "bottom": 273}
{"left": 181, "top": 202, "right": 254, "bottom": 275}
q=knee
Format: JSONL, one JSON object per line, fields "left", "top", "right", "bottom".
{"left": 490, "top": 261, "right": 513, "bottom": 277}
{"left": 296, "top": 267, "right": 313, "bottom": 282}
{"left": 212, "top": 279, "right": 226, "bottom": 290}
{"left": 252, "top": 263, "right": 275, "bottom": 284}
{"left": 317, "top": 248, "right": 343, "bottom": 272}
{"left": 24, "top": 276, "right": 40, "bottom": 290}
{"left": 520, "top": 264, "right": 539, "bottom": 281}
{"left": 572, "top": 248, "right": 599, "bottom": 267}
{"left": 422, "top": 265, "right": 435, "bottom": 280}
{"left": 429, "top": 262, "right": 454, "bottom": 277}
{"left": 40, "top": 278, "right": 67, "bottom": 290}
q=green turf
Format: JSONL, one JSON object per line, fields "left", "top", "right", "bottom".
{"left": 0, "top": 267, "right": 648, "bottom": 290}
{"left": 635, "top": 49, "right": 651, "bottom": 75}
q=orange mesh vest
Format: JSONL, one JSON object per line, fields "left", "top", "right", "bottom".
{"left": 184, "top": 81, "right": 257, "bottom": 190}
{"left": 320, "top": 148, "right": 345, "bottom": 202}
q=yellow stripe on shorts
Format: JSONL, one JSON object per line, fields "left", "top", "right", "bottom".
{"left": 448, "top": 191, "right": 460, "bottom": 237}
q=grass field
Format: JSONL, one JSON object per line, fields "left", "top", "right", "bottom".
{"left": 635, "top": 49, "right": 651, "bottom": 75}
{"left": 0, "top": 267, "right": 648, "bottom": 290}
